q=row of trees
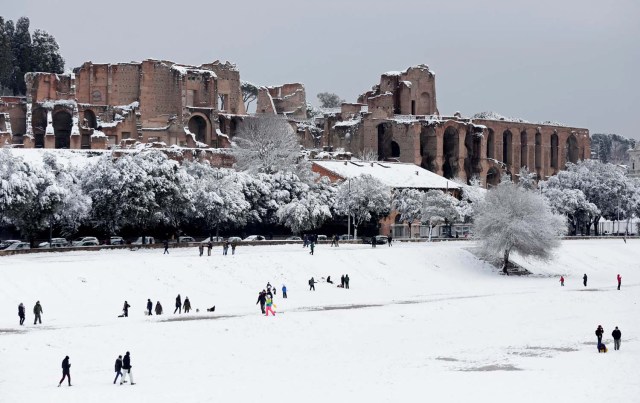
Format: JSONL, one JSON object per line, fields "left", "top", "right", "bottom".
{"left": 0, "top": 16, "right": 64, "bottom": 96}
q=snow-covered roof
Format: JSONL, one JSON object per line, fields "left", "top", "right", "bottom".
{"left": 313, "top": 160, "right": 460, "bottom": 190}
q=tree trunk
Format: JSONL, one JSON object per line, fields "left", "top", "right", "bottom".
{"left": 503, "top": 248, "right": 511, "bottom": 271}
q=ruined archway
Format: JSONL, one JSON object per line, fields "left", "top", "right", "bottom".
{"left": 377, "top": 122, "right": 393, "bottom": 161}
{"left": 391, "top": 141, "right": 400, "bottom": 158}
{"left": 188, "top": 115, "right": 208, "bottom": 144}
{"left": 550, "top": 132, "right": 559, "bottom": 169}
{"left": 520, "top": 131, "right": 528, "bottom": 168}
{"left": 566, "top": 134, "right": 579, "bottom": 165}
{"left": 464, "top": 129, "right": 482, "bottom": 182}
{"left": 420, "top": 125, "right": 437, "bottom": 172}
{"left": 502, "top": 130, "right": 513, "bottom": 166}
{"left": 486, "top": 167, "right": 500, "bottom": 188}
{"left": 442, "top": 126, "right": 459, "bottom": 179}
{"left": 486, "top": 129, "right": 495, "bottom": 159}
{"left": 535, "top": 132, "right": 542, "bottom": 169}
{"left": 32, "top": 108, "right": 47, "bottom": 148}
{"left": 53, "top": 111, "right": 72, "bottom": 149}
{"left": 83, "top": 109, "right": 97, "bottom": 129}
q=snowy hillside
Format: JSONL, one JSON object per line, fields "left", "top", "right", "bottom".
{"left": 0, "top": 239, "right": 638, "bottom": 402}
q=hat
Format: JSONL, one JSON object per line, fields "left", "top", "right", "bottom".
{"left": 126, "top": 351, "right": 130, "bottom": 355}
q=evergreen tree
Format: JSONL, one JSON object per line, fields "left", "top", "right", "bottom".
{"left": 11, "top": 17, "right": 32, "bottom": 95}
{"left": 0, "top": 17, "right": 13, "bottom": 95}
{"left": 31, "top": 29, "right": 64, "bottom": 74}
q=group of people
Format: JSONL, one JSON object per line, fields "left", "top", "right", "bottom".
{"left": 558, "top": 273, "right": 622, "bottom": 289}
{"left": 199, "top": 240, "right": 237, "bottom": 257}
{"left": 595, "top": 325, "right": 623, "bottom": 353}
{"left": 17, "top": 301, "right": 43, "bottom": 325}
{"left": 118, "top": 294, "right": 194, "bottom": 318}
{"left": 56, "top": 351, "right": 136, "bottom": 387}
{"left": 256, "top": 283, "right": 281, "bottom": 316}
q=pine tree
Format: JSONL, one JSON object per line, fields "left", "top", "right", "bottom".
{"left": 12, "top": 17, "right": 32, "bottom": 95}
{"left": 30, "top": 29, "right": 64, "bottom": 74}
{"left": 0, "top": 17, "right": 14, "bottom": 95}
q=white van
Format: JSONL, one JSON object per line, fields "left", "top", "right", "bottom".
{"left": 132, "top": 236, "right": 155, "bottom": 245}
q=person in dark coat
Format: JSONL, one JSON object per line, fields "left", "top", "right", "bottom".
{"left": 207, "top": 241, "right": 213, "bottom": 256}
{"left": 345, "top": 274, "right": 350, "bottom": 289}
{"left": 223, "top": 241, "right": 229, "bottom": 255}
{"left": 122, "top": 301, "right": 131, "bottom": 317}
{"left": 174, "top": 294, "right": 182, "bottom": 314}
{"left": 120, "top": 351, "right": 135, "bottom": 385}
{"left": 33, "top": 301, "right": 43, "bottom": 324}
{"left": 183, "top": 297, "right": 191, "bottom": 313}
{"left": 155, "top": 301, "right": 163, "bottom": 315}
{"left": 163, "top": 239, "right": 169, "bottom": 254}
{"left": 327, "top": 276, "right": 333, "bottom": 284}
{"left": 309, "top": 241, "right": 315, "bottom": 255}
{"left": 256, "top": 290, "right": 267, "bottom": 314}
{"left": 612, "top": 327, "right": 622, "bottom": 350}
{"left": 146, "top": 299, "right": 153, "bottom": 315}
{"left": 387, "top": 232, "right": 392, "bottom": 246}
{"left": 282, "top": 284, "right": 287, "bottom": 298}
{"left": 231, "top": 240, "right": 237, "bottom": 255}
{"left": 583, "top": 273, "right": 588, "bottom": 287}
{"left": 18, "top": 303, "right": 25, "bottom": 325}
{"left": 199, "top": 244, "right": 204, "bottom": 257}
{"left": 341, "top": 275, "right": 345, "bottom": 288}
{"left": 309, "top": 277, "right": 316, "bottom": 291}
{"left": 114, "top": 355, "right": 123, "bottom": 384}
{"left": 595, "top": 325, "right": 604, "bottom": 344}
{"left": 58, "top": 356, "right": 71, "bottom": 387}
{"left": 371, "top": 237, "right": 376, "bottom": 248}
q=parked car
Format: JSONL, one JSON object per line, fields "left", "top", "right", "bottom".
{"left": 361, "top": 236, "right": 387, "bottom": 245}
{"left": 38, "top": 238, "right": 69, "bottom": 248}
{"left": 285, "top": 236, "right": 302, "bottom": 241}
{"left": 132, "top": 236, "right": 155, "bottom": 245}
{"left": 178, "top": 236, "right": 196, "bottom": 243}
{"left": 227, "top": 236, "right": 242, "bottom": 243}
{"left": 339, "top": 234, "right": 354, "bottom": 241}
{"left": 317, "top": 235, "right": 328, "bottom": 241}
{"left": 200, "top": 236, "right": 224, "bottom": 243}
{"left": 0, "top": 240, "right": 22, "bottom": 250}
{"left": 109, "top": 236, "right": 125, "bottom": 245}
{"left": 243, "top": 235, "right": 265, "bottom": 241}
{"left": 4, "top": 242, "right": 31, "bottom": 251}
{"left": 72, "top": 236, "right": 99, "bottom": 246}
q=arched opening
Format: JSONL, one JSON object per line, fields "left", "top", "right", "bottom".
{"left": 502, "top": 130, "right": 513, "bottom": 166}
{"left": 188, "top": 115, "right": 208, "bottom": 144}
{"left": 442, "top": 126, "right": 459, "bottom": 179}
{"left": 535, "top": 132, "right": 542, "bottom": 169}
{"left": 520, "top": 131, "right": 528, "bottom": 168}
{"left": 486, "top": 129, "right": 495, "bottom": 159}
{"left": 464, "top": 129, "right": 482, "bottom": 182}
{"left": 566, "top": 134, "right": 579, "bottom": 165}
{"left": 83, "top": 110, "right": 97, "bottom": 129}
{"left": 550, "top": 132, "right": 559, "bottom": 169}
{"left": 486, "top": 167, "right": 500, "bottom": 188}
{"left": 377, "top": 122, "right": 392, "bottom": 161}
{"left": 53, "top": 111, "right": 72, "bottom": 149}
{"left": 391, "top": 141, "right": 400, "bottom": 158}
{"left": 32, "top": 108, "right": 47, "bottom": 148}
{"left": 420, "top": 125, "right": 437, "bottom": 172}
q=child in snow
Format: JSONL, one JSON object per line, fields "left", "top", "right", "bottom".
{"left": 265, "top": 296, "right": 276, "bottom": 316}
{"left": 559, "top": 276, "right": 564, "bottom": 286}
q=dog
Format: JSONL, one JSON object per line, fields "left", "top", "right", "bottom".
{"left": 598, "top": 343, "right": 607, "bottom": 353}
{"left": 206, "top": 306, "right": 216, "bottom": 312}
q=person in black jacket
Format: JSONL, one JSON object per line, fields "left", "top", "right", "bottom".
{"left": 18, "top": 303, "right": 25, "bottom": 326}
{"left": 146, "top": 299, "right": 153, "bottom": 316}
{"left": 183, "top": 297, "right": 191, "bottom": 313}
{"left": 583, "top": 273, "right": 588, "bottom": 287}
{"left": 612, "top": 327, "right": 622, "bottom": 350}
{"left": 58, "top": 356, "right": 71, "bottom": 387}
{"left": 120, "top": 351, "right": 135, "bottom": 385}
{"left": 595, "top": 325, "right": 604, "bottom": 344}
{"left": 174, "top": 294, "right": 182, "bottom": 314}
{"left": 345, "top": 274, "right": 350, "bottom": 289}
{"left": 113, "top": 355, "right": 123, "bottom": 384}
{"left": 256, "top": 290, "right": 267, "bottom": 314}
{"left": 163, "top": 239, "right": 169, "bottom": 254}
{"left": 122, "top": 301, "right": 131, "bottom": 317}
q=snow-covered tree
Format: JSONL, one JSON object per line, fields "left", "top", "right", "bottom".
{"left": 0, "top": 149, "right": 39, "bottom": 225}
{"left": 517, "top": 167, "right": 538, "bottom": 190}
{"left": 334, "top": 175, "right": 391, "bottom": 238}
{"left": 454, "top": 176, "right": 485, "bottom": 223}
{"left": 392, "top": 188, "right": 423, "bottom": 236}
{"left": 421, "top": 190, "right": 460, "bottom": 241}
{"left": 474, "top": 180, "right": 566, "bottom": 271}
{"left": 540, "top": 186, "right": 600, "bottom": 235}
{"left": 277, "top": 190, "right": 332, "bottom": 234}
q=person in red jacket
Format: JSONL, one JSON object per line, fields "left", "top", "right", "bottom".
{"left": 617, "top": 274, "right": 622, "bottom": 290}
{"left": 559, "top": 276, "right": 564, "bottom": 286}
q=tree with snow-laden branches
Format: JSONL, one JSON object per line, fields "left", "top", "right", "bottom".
{"left": 540, "top": 187, "right": 600, "bottom": 236}
{"left": 474, "top": 179, "right": 566, "bottom": 272}
{"left": 391, "top": 188, "right": 423, "bottom": 237}
{"left": 421, "top": 190, "right": 460, "bottom": 241}
{"left": 454, "top": 176, "right": 485, "bottom": 223}
{"left": 334, "top": 174, "right": 391, "bottom": 239}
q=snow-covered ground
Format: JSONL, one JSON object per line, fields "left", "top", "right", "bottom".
{"left": 0, "top": 239, "right": 637, "bottom": 402}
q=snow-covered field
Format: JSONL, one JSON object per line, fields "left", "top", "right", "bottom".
{"left": 0, "top": 239, "right": 638, "bottom": 402}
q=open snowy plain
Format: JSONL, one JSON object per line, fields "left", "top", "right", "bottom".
{"left": 0, "top": 239, "right": 638, "bottom": 402}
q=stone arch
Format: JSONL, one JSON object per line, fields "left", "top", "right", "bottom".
{"left": 391, "top": 141, "right": 400, "bottom": 158}
{"left": 486, "top": 166, "right": 500, "bottom": 188}
{"left": 32, "top": 108, "right": 47, "bottom": 148}
{"left": 550, "top": 132, "right": 559, "bottom": 169}
{"left": 188, "top": 114, "right": 210, "bottom": 144}
{"left": 502, "top": 130, "right": 513, "bottom": 166}
{"left": 83, "top": 109, "right": 97, "bottom": 129}
{"left": 420, "top": 125, "right": 437, "bottom": 172}
{"left": 53, "top": 110, "right": 73, "bottom": 149}
{"left": 486, "top": 129, "right": 495, "bottom": 159}
{"left": 442, "top": 126, "right": 459, "bottom": 179}
{"left": 566, "top": 134, "right": 579, "bottom": 165}
{"left": 377, "top": 122, "right": 393, "bottom": 161}
{"left": 464, "top": 129, "right": 482, "bottom": 183}
{"left": 535, "top": 131, "right": 542, "bottom": 169}
{"left": 520, "top": 130, "right": 528, "bottom": 168}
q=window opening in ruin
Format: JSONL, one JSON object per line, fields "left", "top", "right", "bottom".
{"left": 377, "top": 123, "right": 392, "bottom": 161}
{"left": 420, "top": 125, "right": 437, "bottom": 172}
{"left": 218, "top": 94, "right": 228, "bottom": 111}
{"left": 122, "top": 132, "right": 131, "bottom": 139}
{"left": 411, "top": 101, "right": 416, "bottom": 115}
{"left": 550, "top": 133, "right": 559, "bottom": 169}
{"left": 442, "top": 126, "right": 459, "bottom": 179}
{"left": 486, "top": 167, "right": 500, "bottom": 188}
{"left": 188, "top": 115, "right": 208, "bottom": 144}
{"left": 464, "top": 130, "right": 482, "bottom": 182}
{"left": 486, "top": 129, "right": 495, "bottom": 159}
{"left": 83, "top": 110, "right": 97, "bottom": 129}
{"left": 520, "top": 130, "right": 528, "bottom": 168}
{"left": 566, "top": 134, "right": 579, "bottom": 165}
{"left": 53, "top": 111, "right": 73, "bottom": 149}
{"left": 81, "top": 133, "right": 91, "bottom": 149}
{"left": 32, "top": 108, "right": 47, "bottom": 148}
{"left": 391, "top": 141, "right": 400, "bottom": 158}
{"left": 535, "top": 132, "right": 542, "bottom": 169}
{"left": 502, "top": 130, "right": 513, "bottom": 166}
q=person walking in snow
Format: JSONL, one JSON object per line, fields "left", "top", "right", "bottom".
{"left": 223, "top": 241, "right": 229, "bottom": 255}
{"left": 18, "top": 303, "right": 25, "bottom": 326}
{"left": 612, "top": 327, "right": 622, "bottom": 350}
{"left": 266, "top": 282, "right": 272, "bottom": 293}
{"left": 387, "top": 232, "right": 392, "bottom": 246}
{"left": 114, "top": 355, "right": 123, "bottom": 384}
{"left": 146, "top": 299, "right": 153, "bottom": 316}
{"left": 33, "top": 300, "right": 43, "bottom": 325}
{"left": 309, "top": 277, "right": 316, "bottom": 291}
{"left": 583, "top": 273, "right": 588, "bottom": 287}
{"left": 265, "top": 295, "right": 276, "bottom": 316}
{"left": 120, "top": 351, "right": 135, "bottom": 385}
{"left": 282, "top": 284, "right": 287, "bottom": 298}
{"left": 231, "top": 240, "right": 237, "bottom": 255}
{"left": 163, "top": 239, "right": 169, "bottom": 254}
{"left": 341, "top": 275, "right": 345, "bottom": 288}
{"left": 58, "top": 356, "right": 71, "bottom": 387}
{"left": 207, "top": 241, "right": 213, "bottom": 256}
{"left": 559, "top": 276, "right": 564, "bottom": 286}
{"left": 371, "top": 236, "right": 376, "bottom": 248}
{"left": 309, "top": 241, "right": 315, "bottom": 255}
{"left": 199, "top": 243, "right": 204, "bottom": 257}
{"left": 155, "top": 301, "right": 163, "bottom": 315}
{"left": 122, "top": 301, "right": 131, "bottom": 317}
{"left": 183, "top": 297, "right": 191, "bottom": 313}
{"left": 256, "top": 290, "right": 267, "bottom": 314}
{"left": 174, "top": 294, "right": 182, "bottom": 314}
{"left": 303, "top": 234, "right": 309, "bottom": 248}
{"left": 345, "top": 274, "right": 350, "bottom": 289}
{"left": 617, "top": 274, "right": 622, "bottom": 290}
{"left": 595, "top": 325, "right": 604, "bottom": 344}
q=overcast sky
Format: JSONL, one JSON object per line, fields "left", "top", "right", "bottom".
{"left": 4, "top": 0, "right": 639, "bottom": 139}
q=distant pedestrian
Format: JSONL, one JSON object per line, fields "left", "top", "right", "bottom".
{"left": 266, "top": 288, "right": 273, "bottom": 299}
{"left": 18, "top": 303, "right": 25, "bottom": 326}
{"left": 163, "top": 239, "right": 169, "bottom": 254}
{"left": 309, "top": 241, "right": 315, "bottom": 255}
{"left": 146, "top": 299, "right": 152, "bottom": 315}
{"left": 113, "top": 355, "right": 123, "bottom": 384}
{"left": 174, "top": 294, "right": 182, "bottom": 314}
{"left": 183, "top": 297, "right": 191, "bottom": 313}
{"left": 387, "top": 232, "right": 392, "bottom": 246}
{"left": 266, "top": 282, "right": 272, "bottom": 293}
{"left": 58, "top": 356, "right": 71, "bottom": 387}
{"left": 303, "top": 234, "right": 309, "bottom": 248}
{"left": 33, "top": 300, "right": 43, "bottom": 324}
{"left": 345, "top": 274, "right": 350, "bottom": 289}
{"left": 331, "top": 234, "right": 338, "bottom": 247}
{"left": 327, "top": 276, "right": 333, "bottom": 284}
{"left": 617, "top": 274, "right": 622, "bottom": 290}
{"left": 265, "top": 296, "right": 276, "bottom": 316}
{"left": 207, "top": 241, "right": 212, "bottom": 256}
{"left": 612, "top": 327, "right": 622, "bottom": 350}
{"left": 559, "top": 276, "right": 564, "bottom": 286}
{"left": 231, "top": 240, "right": 237, "bottom": 255}
{"left": 583, "top": 273, "right": 588, "bottom": 287}
{"left": 122, "top": 301, "right": 131, "bottom": 317}
{"left": 282, "top": 284, "right": 287, "bottom": 298}
{"left": 155, "top": 301, "right": 163, "bottom": 315}
{"left": 120, "top": 351, "right": 135, "bottom": 385}
{"left": 199, "top": 244, "right": 204, "bottom": 257}
{"left": 223, "top": 241, "right": 229, "bottom": 255}
{"left": 371, "top": 237, "right": 376, "bottom": 248}
{"left": 595, "top": 325, "right": 604, "bottom": 344}
{"left": 341, "top": 275, "right": 345, "bottom": 288}
{"left": 309, "top": 277, "right": 315, "bottom": 291}
{"left": 257, "top": 290, "right": 267, "bottom": 314}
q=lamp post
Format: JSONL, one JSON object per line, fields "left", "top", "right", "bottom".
{"left": 347, "top": 178, "right": 351, "bottom": 240}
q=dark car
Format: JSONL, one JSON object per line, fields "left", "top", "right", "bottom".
{"left": 362, "top": 236, "right": 387, "bottom": 245}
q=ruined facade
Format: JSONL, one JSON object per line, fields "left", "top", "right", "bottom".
{"left": 0, "top": 60, "right": 246, "bottom": 150}
{"left": 256, "top": 83, "right": 307, "bottom": 120}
